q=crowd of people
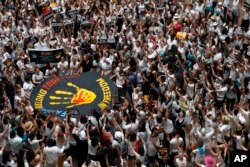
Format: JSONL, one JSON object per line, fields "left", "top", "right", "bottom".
{"left": 0, "top": 0, "right": 250, "bottom": 166}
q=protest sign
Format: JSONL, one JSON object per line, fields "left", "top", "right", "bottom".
{"left": 28, "top": 48, "right": 65, "bottom": 64}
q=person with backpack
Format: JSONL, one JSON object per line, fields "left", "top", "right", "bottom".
{"left": 112, "top": 130, "right": 128, "bottom": 165}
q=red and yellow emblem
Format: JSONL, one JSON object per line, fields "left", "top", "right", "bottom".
{"left": 49, "top": 82, "right": 96, "bottom": 108}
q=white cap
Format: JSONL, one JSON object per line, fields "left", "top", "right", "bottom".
{"left": 114, "top": 131, "right": 124, "bottom": 141}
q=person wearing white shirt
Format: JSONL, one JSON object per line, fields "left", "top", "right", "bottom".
{"left": 217, "top": 117, "right": 231, "bottom": 144}
{"left": 23, "top": 76, "right": 34, "bottom": 98}
{"left": 82, "top": 158, "right": 101, "bottom": 167}
{"left": 128, "top": 136, "right": 147, "bottom": 166}
{"left": 163, "top": 112, "right": 174, "bottom": 136}
{"left": 34, "top": 38, "right": 49, "bottom": 49}
{"left": 170, "top": 135, "right": 183, "bottom": 155}
{"left": 32, "top": 67, "right": 44, "bottom": 85}
{"left": 44, "top": 139, "right": 65, "bottom": 167}
{"left": 174, "top": 151, "right": 188, "bottom": 167}
{"left": 215, "top": 82, "right": 228, "bottom": 109}
{"left": 57, "top": 57, "right": 69, "bottom": 76}
{"left": 87, "top": 133, "right": 99, "bottom": 162}
{"left": 194, "top": 0, "right": 205, "bottom": 14}
{"left": 111, "top": 69, "right": 125, "bottom": 100}
{"left": 196, "top": 127, "right": 214, "bottom": 147}
{"left": 28, "top": 132, "right": 44, "bottom": 152}
{"left": 69, "top": 57, "right": 80, "bottom": 75}
{"left": 45, "top": 63, "right": 57, "bottom": 78}
{"left": 122, "top": 116, "right": 139, "bottom": 133}
{"left": 145, "top": 120, "right": 158, "bottom": 166}
{"left": 8, "top": 130, "right": 23, "bottom": 166}
{"left": 232, "top": 0, "right": 240, "bottom": 24}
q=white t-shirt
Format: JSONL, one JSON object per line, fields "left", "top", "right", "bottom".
{"left": 57, "top": 61, "right": 68, "bottom": 69}
{"left": 232, "top": 0, "right": 239, "bottom": 10}
{"left": 223, "top": 0, "right": 230, "bottom": 7}
{"left": 70, "top": 61, "right": 80, "bottom": 74}
{"left": 145, "top": 122, "right": 157, "bottom": 157}
{"left": 138, "top": 58, "right": 148, "bottom": 72}
{"left": 236, "top": 135, "right": 245, "bottom": 150}
{"left": 32, "top": 71, "right": 44, "bottom": 83}
{"left": 23, "top": 82, "right": 34, "bottom": 93}
{"left": 28, "top": 138, "right": 40, "bottom": 151}
{"left": 45, "top": 67, "right": 57, "bottom": 77}
{"left": 122, "top": 119, "right": 139, "bottom": 132}
{"left": 175, "top": 157, "right": 187, "bottom": 167}
{"left": 217, "top": 124, "right": 230, "bottom": 143}
{"left": 170, "top": 137, "right": 183, "bottom": 153}
{"left": 44, "top": 146, "right": 65, "bottom": 164}
{"left": 88, "top": 140, "right": 99, "bottom": 156}
{"left": 216, "top": 86, "right": 228, "bottom": 100}
{"left": 194, "top": 2, "right": 204, "bottom": 14}
{"left": 82, "top": 160, "right": 100, "bottom": 167}
{"left": 163, "top": 119, "right": 174, "bottom": 134}
{"left": 8, "top": 135, "right": 22, "bottom": 154}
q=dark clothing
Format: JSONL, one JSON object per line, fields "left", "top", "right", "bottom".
{"left": 81, "top": 61, "right": 93, "bottom": 72}
{"left": 175, "top": 119, "right": 186, "bottom": 148}
{"left": 73, "top": 134, "right": 88, "bottom": 167}
{"left": 4, "top": 81, "right": 15, "bottom": 109}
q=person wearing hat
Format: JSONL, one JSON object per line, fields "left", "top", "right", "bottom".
{"left": 112, "top": 129, "right": 128, "bottom": 166}
{"left": 195, "top": 154, "right": 215, "bottom": 167}
{"left": 22, "top": 121, "right": 35, "bottom": 132}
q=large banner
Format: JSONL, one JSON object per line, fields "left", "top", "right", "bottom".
{"left": 28, "top": 48, "right": 65, "bottom": 64}
{"left": 30, "top": 72, "right": 118, "bottom": 118}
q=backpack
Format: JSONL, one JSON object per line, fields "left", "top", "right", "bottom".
{"left": 118, "top": 140, "right": 128, "bottom": 156}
